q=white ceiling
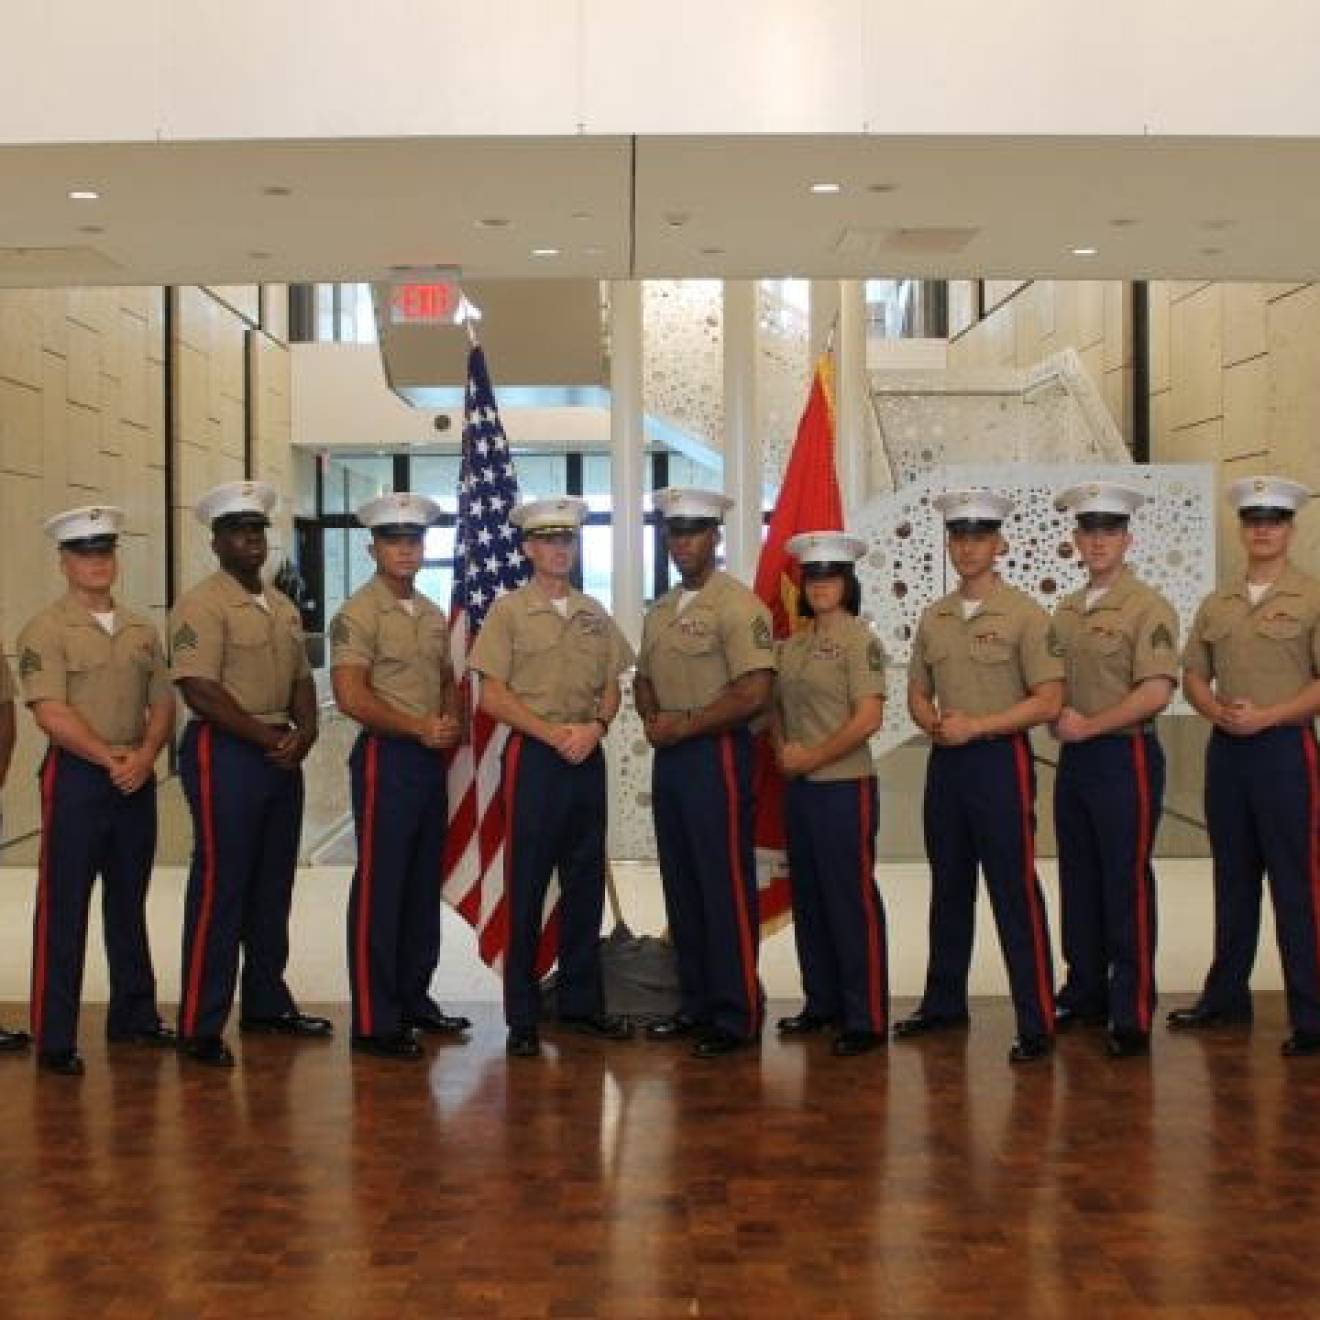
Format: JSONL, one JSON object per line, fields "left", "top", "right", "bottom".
{"left": 2, "top": 134, "right": 1320, "bottom": 286}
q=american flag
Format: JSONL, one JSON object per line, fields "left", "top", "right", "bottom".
{"left": 441, "top": 345, "right": 557, "bottom": 975}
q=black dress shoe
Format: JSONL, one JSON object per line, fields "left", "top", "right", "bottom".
{"left": 1166, "top": 1005, "right": 1252, "bottom": 1031}
{"left": 1282, "top": 1030, "right": 1320, "bottom": 1057}
{"left": 178, "top": 1036, "right": 235, "bottom": 1068}
{"left": 38, "top": 1049, "right": 85, "bottom": 1076}
{"left": 560, "top": 1013, "right": 634, "bottom": 1040}
{"left": 1008, "top": 1034, "right": 1054, "bottom": 1064}
{"left": 1054, "top": 1006, "right": 1107, "bottom": 1031}
{"left": 644, "top": 1013, "right": 705, "bottom": 1041}
{"left": 832, "top": 1030, "right": 885, "bottom": 1057}
{"left": 1107, "top": 1029, "right": 1151, "bottom": 1058}
{"left": 893, "top": 1012, "right": 970, "bottom": 1039}
{"left": 0, "top": 1026, "right": 31, "bottom": 1052}
{"left": 776, "top": 1010, "right": 838, "bottom": 1035}
{"left": 239, "top": 1011, "right": 334, "bottom": 1038}
{"left": 402, "top": 1009, "right": 472, "bottom": 1035}
{"left": 506, "top": 1027, "right": 541, "bottom": 1058}
{"left": 352, "top": 1031, "right": 424, "bottom": 1061}
{"left": 108, "top": 1021, "right": 177, "bottom": 1048}
{"left": 691, "top": 1029, "right": 754, "bottom": 1058}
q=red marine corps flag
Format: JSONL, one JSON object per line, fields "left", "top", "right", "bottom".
{"left": 750, "top": 354, "right": 845, "bottom": 931}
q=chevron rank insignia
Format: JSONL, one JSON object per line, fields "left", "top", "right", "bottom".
{"left": 18, "top": 647, "right": 42, "bottom": 678}
{"left": 1149, "top": 622, "right": 1175, "bottom": 652}
{"left": 172, "top": 621, "right": 199, "bottom": 654}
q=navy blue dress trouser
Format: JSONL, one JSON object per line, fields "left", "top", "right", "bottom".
{"left": 502, "top": 734, "right": 608, "bottom": 1029}
{"left": 31, "top": 748, "right": 162, "bottom": 1053}
{"left": 347, "top": 732, "right": 447, "bottom": 1038}
{"left": 1198, "top": 725, "right": 1320, "bottom": 1032}
{"left": 1054, "top": 733, "right": 1163, "bottom": 1034}
{"left": 652, "top": 728, "right": 762, "bottom": 1040}
{"left": 784, "top": 775, "right": 888, "bottom": 1035}
{"left": 917, "top": 733, "right": 1056, "bottom": 1039}
{"left": 178, "top": 721, "right": 302, "bottom": 1040}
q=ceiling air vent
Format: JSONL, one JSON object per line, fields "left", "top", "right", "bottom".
{"left": 833, "top": 227, "right": 980, "bottom": 258}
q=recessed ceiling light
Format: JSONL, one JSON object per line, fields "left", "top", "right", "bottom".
{"left": 664, "top": 211, "right": 691, "bottom": 228}
{"left": 78, "top": 225, "right": 105, "bottom": 235}
{"left": 475, "top": 216, "right": 510, "bottom": 229}
{"left": 866, "top": 182, "right": 898, "bottom": 194}
{"left": 248, "top": 250, "right": 271, "bottom": 260}
{"left": 570, "top": 211, "right": 593, "bottom": 221}
{"left": 1070, "top": 246, "right": 1099, "bottom": 257}
{"left": 809, "top": 182, "right": 842, "bottom": 195}
{"left": 583, "top": 245, "right": 605, "bottom": 256}
{"left": 1202, "top": 218, "right": 1236, "bottom": 231}
{"left": 262, "top": 185, "right": 293, "bottom": 198}
{"left": 531, "top": 247, "right": 561, "bottom": 257}
{"left": 1108, "top": 217, "right": 1138, "bottom": 228}
{"left": 700, "top": 246, "right": 725, "bottom": 256}
{"left": 68, "top": 189, "right": 99, "bottom": 201}
{"left": 1201, "top": 246, "right": 1224, "bottom": 257}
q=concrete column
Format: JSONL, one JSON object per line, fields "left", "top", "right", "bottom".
{"left": 721, "top": 279, "right": 761, "bottom": 580}
{"left": 608, "top": 280, "right": 644, "bottom": 645}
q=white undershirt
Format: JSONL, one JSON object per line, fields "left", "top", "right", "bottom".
{"left": 1247, "top": 581, "right": 1271, "bottom": 606}
{"left": 677, "top": 590, "right": 699, "bottom": 614}
{"left": 251, "top": 593, "right": 270, "bottom": 614}
{"left": 551, "top": 597, "right": 569, "bottom": 618}
{"left": 91, "top": 610, "right": 115, "bottom": 635}
{"left": 1085, "top": 587, "right": 1109, "bottom": 611}
{"left": 960, "top": 599, "right": 982, "bottom": 620}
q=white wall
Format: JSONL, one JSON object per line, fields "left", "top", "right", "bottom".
{"left": 5, "top": 1, "right": 1320, "bottom": 143}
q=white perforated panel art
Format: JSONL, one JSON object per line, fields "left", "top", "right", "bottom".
{"left": 606, "top": 462, "right": 1216, "bottom": 861}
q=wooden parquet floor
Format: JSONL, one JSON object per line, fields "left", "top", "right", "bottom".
{"left": 2, "top": 998, "right": 1319, "bottom": 1319}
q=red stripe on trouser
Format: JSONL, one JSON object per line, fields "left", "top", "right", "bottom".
{"left": 182, "top": 725, "right": 217, "bottom": 1038}
{"left": 30, "top": 750, "right": 60, "bottom": 1046}
{"left": 354, "top": 735, "right": 380, "bottom": 1036}
{"left": 1302, "top": 729, "right": 1320, "bottom": 1006}
{"left": 1131, "top": 736, "right": 1154, "bottom": 1033}
{"left": 857, "top": 779, "right": 886, "bottom": 1032}
{"left": 1012, "top": 734, "right": 1055, "bottom": 1032}
{"left": 501, "top": 734, "right": 524, "bottom": 968}
{"left": 719, "top": 734, "right": 760, "bottom": 1034}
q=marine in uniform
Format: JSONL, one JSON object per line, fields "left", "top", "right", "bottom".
{"left": 170, "top": 481, "right": 329, "bottom": 1067}
{"left": 0, "top": 639, "right": 31, "bottom": 1057}
{"left": 895, "top": 489, "right": 1064, "bottom": 1063}
{"left": 772, "top": 531, "right": 889, "bottom": 1057}
{"left": 1168, "top": 476, "right": 1320, "bottom": 1057}
{"left": 470, "top": 496, "right": 635, "bottom": 1058}
{"left": 330, "top": 493, "right": 470, "bottom": 1061}
{"left": 1049, "top": 482, "right": 1179, "bottom": 1058}
{"left": 635, "top": 487, "right": 776, "bottom": 1058}
{"left": 17, "top": 506, "right": 176, "bottom": 1075}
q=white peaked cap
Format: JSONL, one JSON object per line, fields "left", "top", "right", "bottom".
{"left": 785, "top": 530, "right": 867, "bottom": 565}
{"left": 1227, "top": 475, "right": 1311, "bottom": 514}
{"left": 653, "top": 486, "right": 734, "bottom": 522}
{"left": 1053, "top": 481, "right": 1146, "bottom": 518}
{"left": 356, "top": 492, "right": 442, "bottom": 529}
{"left": 195, "top": 479, "right": 278, "bottom": 527}
{"left": 932, "top": 488, "right": 1014, "bottom": 525}
{"left": 510, "top": 496, "right": 589, "bottom": 533}
{"left": 43, "top": 504, "right": 125, "bottom": 544}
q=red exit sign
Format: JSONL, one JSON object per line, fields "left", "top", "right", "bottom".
{"left": 390, "top": 281, "right": 460, "bottom": 325}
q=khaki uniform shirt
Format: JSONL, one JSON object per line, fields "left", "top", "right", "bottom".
{"left": 470, "top": 582, "right": 635, "bottom": 723}
{"left": 636, "top": 571, "right": 777, "bottom": 714}
{"left": 776, "top": 616, "right": 887, "bottom": 781}
{"left": 1052, "top": 569, "right": 1180, "bottom": 727}
{"left": 329, "top": 576, "right": 453, "bottom": 719}
{"left": 16, "top": 596, "right": 170, "bottom": 746}
{"left": 910, "top": 579, "right": 1064, "bottom": 716}
{"left": 0, "top": 641, "right": 13, "bottom": 703}
{"left": 1182, "top": 563, "right": 1320, "bottom": 707}
{"left": 169, "top": 571, "right": 311, "bottom": 723}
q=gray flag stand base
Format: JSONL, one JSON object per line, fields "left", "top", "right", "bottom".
{"left": 539, "top": 864, "right": 681, "bottom": 1023}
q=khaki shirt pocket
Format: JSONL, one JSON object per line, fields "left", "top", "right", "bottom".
{"left": 1256, "top": 612, "right": 1303, "bottom": 642}
{"left": 227, "top": 612, "right": 271, "bottom": 650}
{"left": 1085, "top": 628, "right": 1126, "bottom": 656}
{"left": 969, "top": 635, "right": 1013, "bottom": 665}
